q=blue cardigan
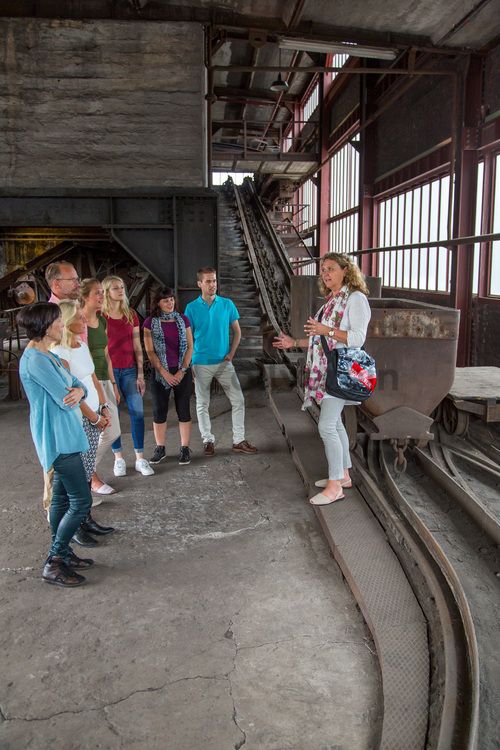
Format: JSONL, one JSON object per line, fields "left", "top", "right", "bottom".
{"left": 19, "top": 348, "right": 89, "bottom": 471}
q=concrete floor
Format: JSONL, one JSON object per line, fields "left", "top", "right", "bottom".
{"left": 0, "top": 389, "right": 382, "bottom": 750}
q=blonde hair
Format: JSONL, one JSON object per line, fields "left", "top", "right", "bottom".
{"left": 56, "top": 299, "right": 80, "bottom": 349}
{"left": 80, "top": 277, "right": 101, "bottom": 305}
{"left": 101, "top": 275, "right": 134, "bottom": 324}
{"left": 318, "top": 252, "right": 369, "bottom": 297}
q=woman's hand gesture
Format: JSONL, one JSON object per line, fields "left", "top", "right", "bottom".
{"left": 304, "top": 318, "right": 331, "bottom": 337}
{"left": 272, "top": 331, "right": 295, "bottom": 350}
{"left": 63, "top": 386, "right": 84, "bottom": 407}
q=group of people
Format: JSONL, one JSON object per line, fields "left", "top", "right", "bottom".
{"left": 18, "top": 263, "right": 257, "bottom": 587}
{"left": 18, "top": 251, "right": 371, "bottom": 588}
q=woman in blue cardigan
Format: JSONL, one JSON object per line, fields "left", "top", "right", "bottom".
{"left": 18, "top": 303, "right": 95, "bottom": 588}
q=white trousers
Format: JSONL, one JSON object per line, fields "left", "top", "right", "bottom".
{"left": 193, "top": 362, "right": 245, "bottom": 445}
{"left": 95, "top": 379, "right": 121, "bottom": 469}
{"left": 317, "top": 396, "right": 352, "bottom": 481}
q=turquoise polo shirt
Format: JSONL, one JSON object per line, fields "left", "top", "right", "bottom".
{"left": 184, "top": 295, "right": 239, "bottom": 365}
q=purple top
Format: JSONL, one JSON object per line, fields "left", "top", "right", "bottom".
{"left": 143, "top": 314, "right": 191, "bottom": 370}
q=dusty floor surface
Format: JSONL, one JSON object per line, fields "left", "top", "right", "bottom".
{"left": 0, "top": 389, "right": 382, "bottom": 750}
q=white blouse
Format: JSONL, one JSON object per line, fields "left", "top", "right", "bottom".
{"left": 322, "top": 291, "right": 371, "bottom": 402}
{"left": 335, "top": 291, "right": 371, "bottom": 349}
{"left": 52, "top": 341, "right": 99, "bottom": 412}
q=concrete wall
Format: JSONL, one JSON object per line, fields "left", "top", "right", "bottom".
{"left": 0, "top": 18, "right": 205, "bottom": 190}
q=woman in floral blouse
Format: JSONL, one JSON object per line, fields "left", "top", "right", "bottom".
{"left": 273, "top": 253, "right": 371, "bottom": 505}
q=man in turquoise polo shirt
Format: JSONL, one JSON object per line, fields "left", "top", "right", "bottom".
{"left": 184, "top": 267, "right": 257, "bottom": 457}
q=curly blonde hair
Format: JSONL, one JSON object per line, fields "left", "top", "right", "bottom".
{"left": 318, "top": 253, "right": 369, "bottom": 297}
{"left": 101, "top": 275, "right": 134, "bottom": 324}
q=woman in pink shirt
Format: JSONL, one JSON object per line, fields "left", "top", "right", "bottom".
{"left": 102, "top": 276, "right": 154, "bottom": 477}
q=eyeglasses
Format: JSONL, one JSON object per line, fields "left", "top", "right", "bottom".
{"left": 56, "top": 276, "right": 81, "bottom": 283}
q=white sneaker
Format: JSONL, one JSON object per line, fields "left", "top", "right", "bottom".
{"left": 135, "top": 458, "right": 155, "bottom": 476}
{"left": 113, "top": 458, "right": 127, "bottom": 477}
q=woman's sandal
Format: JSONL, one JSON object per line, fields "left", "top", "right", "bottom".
{"left": 314, "top": 478, "right": 352, "bottom": 489}
{"left": 309, "top": 489, "right": 345, "bottom": 506}
{"left": 91, "top": 483, "right": 116, "bottom": 495}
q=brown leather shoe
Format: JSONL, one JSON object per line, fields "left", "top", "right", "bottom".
{"left": 42, "top": 557, "right": 86, "bottom": 587}
{"left": 232, "top": 440, "right": 258, "bottom": 454}
{"left": 204, "top": 442, "right": 215, "bottom": 457}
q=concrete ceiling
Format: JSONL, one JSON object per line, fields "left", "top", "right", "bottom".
{"left": 4, "top": 0, "right": 500, "bottom": 183}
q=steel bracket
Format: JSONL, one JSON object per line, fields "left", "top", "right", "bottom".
{"left": 369, "top": 406, "right": 434, "bottom": 441}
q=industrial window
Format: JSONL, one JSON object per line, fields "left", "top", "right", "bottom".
{"left": 303, "top": 83, "right": 319, "bottom": 123}
{"left": 489, "top": 153, "right": 500, "bottom": 295}
{"left": 472, "top": 160, "right": 484, "bottom": 295}
{"left": 300, "top": 178, "right": 318, "bottom": 231}
{"left": 211, "top": 171, "right": 253, "bottom": 185}
{"left": 471, "top": 150, "right": 500, "bottom": 297}
{"left": 376, "top": 174, "right": 452, "bottom": 292}
{"left": 328, "top": 138, "right": 359, "bottom": 254}
{"left": 330, "top": 53, "right": 349, "bottom": 81}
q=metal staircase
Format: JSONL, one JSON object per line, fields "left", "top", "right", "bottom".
{"left": 217, "top": 185, "right": 264, "bottom": 388}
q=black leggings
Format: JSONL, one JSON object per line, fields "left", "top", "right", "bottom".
{"left": 150, "top": 369, "right": 193, "bottom": 424}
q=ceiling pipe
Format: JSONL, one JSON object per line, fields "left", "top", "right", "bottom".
{"left": 211, "top": 64, "right": 456, "bottom": 76}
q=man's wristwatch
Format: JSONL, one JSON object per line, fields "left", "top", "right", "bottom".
{"left": 328, "top": 330, "right": 336, "bottom": 339}
{"left": 180, "top": 366, "right": 189, "bottom": 373}
{"left": 98, "top": 402, "right": 110, "bottom": 414}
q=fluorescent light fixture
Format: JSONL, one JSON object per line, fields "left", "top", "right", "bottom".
{"left": 279, "top": 37, "right": 398, "bottom": 61}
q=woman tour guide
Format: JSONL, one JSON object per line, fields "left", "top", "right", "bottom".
{"left": 273, "top": 252, "right": 371, "bottom": 505}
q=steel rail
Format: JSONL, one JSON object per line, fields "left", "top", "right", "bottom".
{"left": 375, "top": 442, "right": 481, "bottom": 749}
{"left": 303, "top": 396, "right": 479, "bottom": 747}
{"left": 352, "top": 444, "right": 472, "bottom": 748}
{"left": 413, "top": 446, "right": 500, "bottom": 545}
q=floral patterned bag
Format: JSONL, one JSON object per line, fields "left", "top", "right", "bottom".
{"left": 320, "top": 335, "right": 377, "bottom": 401}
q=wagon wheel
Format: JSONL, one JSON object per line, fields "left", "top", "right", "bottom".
{"left": 441, "top": 398, "right": 469, "bottom": 436}
{"left": 343, "top": 406, "right": 358, "bottom": 450}
{"left": 430, "top": 402, "right": 443, "bottom": 425}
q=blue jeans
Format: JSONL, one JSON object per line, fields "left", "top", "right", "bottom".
{"left": 49, "top": 453, "right": 92, "bottom": 561}
{"left": 111, "top": 367, "right": 145, "bottom": 452}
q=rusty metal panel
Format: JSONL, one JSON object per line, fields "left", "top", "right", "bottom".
{"left": 176, "top": 196, "right": 217, "bottom": 293}
{"left": 365, "top": 299, "right": 460, "bottom": 419}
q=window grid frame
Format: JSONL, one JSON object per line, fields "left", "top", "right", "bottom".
{"left": 375, "top": 173, "right": 453, "bottom": 293}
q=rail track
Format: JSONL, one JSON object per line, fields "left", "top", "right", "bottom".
{"left": 352, "top": 430, "right": 500, "bottom": 749}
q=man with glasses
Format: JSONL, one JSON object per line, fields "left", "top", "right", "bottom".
{"left": 45, "top": 261, "right": 81, "bottom": 303}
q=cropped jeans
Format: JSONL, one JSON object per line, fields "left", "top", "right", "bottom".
{"left": 317, "top": 396, "right": 352, "bottom": 481}
{"left": 111, "top": 366, "right": 145, "bottom": 452}
{"left": 49, "top": 452, "right": 92, "bottom": 561}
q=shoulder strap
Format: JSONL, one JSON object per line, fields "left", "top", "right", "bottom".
{"left": 320, "top": 335, "right": 335, "bottom": 362}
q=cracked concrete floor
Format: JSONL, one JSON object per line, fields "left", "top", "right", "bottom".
{"left": 0, "top": 390, "right": 382, "bottom": 750}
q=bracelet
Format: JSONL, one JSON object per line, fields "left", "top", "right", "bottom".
{"left": 90, "top": 415, "right": 101, "bottom": 426}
